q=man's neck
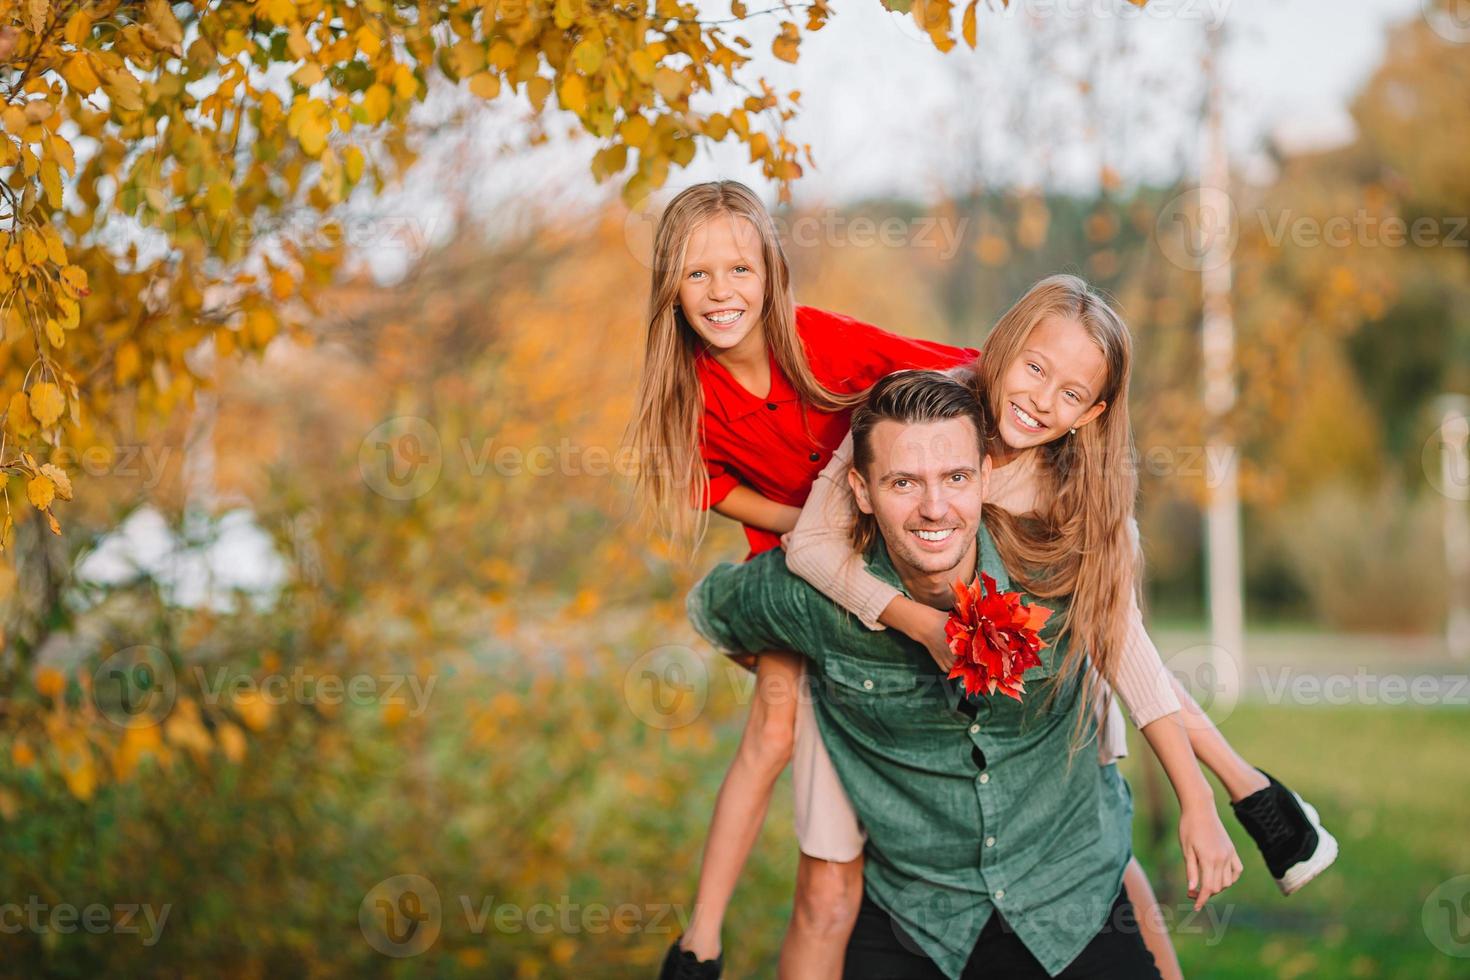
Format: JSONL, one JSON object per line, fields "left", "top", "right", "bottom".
{"left": 886, "top": 538, "right": 979, "bottom": 611}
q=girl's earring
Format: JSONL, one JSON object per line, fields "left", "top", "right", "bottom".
{"left": 1069, "top": 427, "right": 1077, "bottom": 435}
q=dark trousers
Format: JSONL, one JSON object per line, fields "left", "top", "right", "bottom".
{"left": 842, "top": 885, "right": 1162, "bottom": 980}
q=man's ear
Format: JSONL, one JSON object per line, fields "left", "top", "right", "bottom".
{"left": 1073, "top": 399, "right": 1107, "bottom": 431}
{"left": 847, "top": 466, "right": 875, "bottom": 515}
{"left": 980, "top": 453, "right": 992, "bottom": 501}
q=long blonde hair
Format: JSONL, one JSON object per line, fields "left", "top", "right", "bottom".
{"left": 975, "top": 274, "right": 1140, "bottom": 733}
{"left": 626, "top": 181, "right": 865, "bottom": 553}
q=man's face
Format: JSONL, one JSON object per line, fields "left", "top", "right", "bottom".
{"left": 848, "top": 417, "right": 990, "bottom": 579}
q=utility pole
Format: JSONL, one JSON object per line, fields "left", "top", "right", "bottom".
{"left": 1437, "top": 396, "right": 1470, "bottom": 660}
{"left": 1200, "top": 25, "right": 1244, "bottom": 701}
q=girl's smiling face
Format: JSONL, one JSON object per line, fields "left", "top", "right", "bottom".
{"left": 677, "top": 214, "right": 767, "bottom": 356}
{"left": 996, "top": 313, "right": 1110, "bottom": 450}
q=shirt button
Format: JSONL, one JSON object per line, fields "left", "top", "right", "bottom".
{"left": 969, "top": 724, "right": 980, "bottom": 734}
{"left": 809, "top": 451, "right": 820, "bottom": 462}
{"left": 986, "top": 836, "right": 996, "bottom": 848}
{"left": 979, "top": 773, "right": 990, "bottom": 784}
{"left": 766, "top": 402, "right": 778, "bottom": 410}
{"left": 863, "top": 679, "right": 874, "bottom": 690}
{"left": 994, "top": 889, "right": 1005, "bottom": 900}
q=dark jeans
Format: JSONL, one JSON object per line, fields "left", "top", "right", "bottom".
{"left": 843, "top": 884, "right": 1162, "bottom": 980}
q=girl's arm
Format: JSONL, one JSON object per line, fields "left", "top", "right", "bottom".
{"left": 712, "top": 485, "right": 802, "bottom": 535}
{"left": 1138, "top": 711, "right": 1243, "bottom": 910}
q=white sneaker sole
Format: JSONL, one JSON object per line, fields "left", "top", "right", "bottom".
{"left": 1276, "top": 794, "right": 1339, "bottom": 896}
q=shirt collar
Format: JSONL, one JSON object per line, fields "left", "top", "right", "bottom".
{"left": 695, "top": 344, "right": 798, "bottom": 423}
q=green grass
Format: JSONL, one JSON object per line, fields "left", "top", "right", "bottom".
{"left": 1120, "top": 703, "right": 1470, "bottom": 979}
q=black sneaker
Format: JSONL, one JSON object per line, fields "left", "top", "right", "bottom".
{"left": 658, "top": 935, "right": 722, "bottom": 980}
{"left": 1231, "top": 770, "right": 1339, "bottom": 895}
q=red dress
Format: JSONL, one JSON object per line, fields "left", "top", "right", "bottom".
{"left": 694, "top": 305, "right": 980, "bottom": 560}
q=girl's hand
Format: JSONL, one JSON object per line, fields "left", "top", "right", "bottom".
{"left": 911, "top": 603, "right": 955, "bottom": 672}
{"left": 875, "top": 595, "right": 955, "bottom": 671}
{"left": 1178, "top": 801, "right": 1243, "bottom": 910}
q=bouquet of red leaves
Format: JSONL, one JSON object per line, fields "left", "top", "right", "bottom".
{"left": 945, "top": 572, "right": 1053, "bottom": 701}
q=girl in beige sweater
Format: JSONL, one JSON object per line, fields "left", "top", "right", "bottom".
{"left": 783, "top": 276, "right": 1338, "bottom": 977}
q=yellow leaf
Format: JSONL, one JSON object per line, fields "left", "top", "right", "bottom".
{"left": 572, "top": 36, "right": 605, "bottom": 74}
{"left": 115, "top": 341, "right": 141, "bottom": 383}
{"left": 362, "top": 83, "right": 390, "bottom": 124}
{"left": 269, "top": 266, "right": 294, "bottom": 300}
{"left": 962, "top": 0, "right": 979, "bottom": 48}
{"left": 60, "top": 264, "right": 89, "bottom": 297}
{"left": 46, "top": 132, "right": 75, "bottom": 176}
{"left": 39, "top": 463, "right": 72, "bottom": 500}
{"left": 772, "top": 23, "right": 800, "bottom": 63}
{"left": 451, "top": 39, "right": 486, "bottom": 78}
{"left": 4, "top": 243, "right": 20, "bottom": 273}
{"left": 246, "top": 307, "right": 278, "bottom": 346}
{"left": 27, "top": 473, "right": 55, "bottom": 509}
{"left": 11, "top": 740, "right": 35, "bottom": 768}
{"left": 393, "top": 63, "right": 419, "bottom": 99}
{"left": 216, "top": 721, "right": 247, "bottom": 763}
{"left": 20, "top": 228, "right": 45, "bottom": 267}
{"left": 255, "top": 0, "right": 295, "bottom": 26}
{"left": 298, "top": 115, "right": 328, "bottom": 157}
{"left": 290, "top": 62, "right": 324, "bottom": 87}
{"left": 28, "top": 381, "right": 64, "bottom": 426}
{"left": 45, "top": 317, "right": 63, "bottom": 348}
{"left": 355, "top": 25, "right": 381, "bottom": 58}
{"left": 41, "top": 224, "right": 66, "bottom": 265}
{"left": 469, "top": 72, "right": 501, "bottom": 100}
{"left": 620, "top": 115, "right": 652, "bottom": 149}
{"left": 489, "top": 40, "right": 516, "bottom": 72}
{"left": 101, "top": 68, "right": 144, "bottom": 112}
{"left": 60, "top": 53, "right": 102, "bottom": 95}
{"left": 6, "top": 390, "right": 34, "bottom": 436}
{"left": 527, "top": 76, "right": 551, "bottom": 112}
{"left": 36, "top": 666, "right": 65, "bottom": 699}
{"left": 653, "top": 67, "right": 687, "bottom": 103}
{"left": 558, "top": 74, "right": 587, "bottom": 115}
{"left": 628, "top": 49, "right": 656, "bottom": 83}
{"left": 343, "top": 144, "right": 365, "bottom": 183}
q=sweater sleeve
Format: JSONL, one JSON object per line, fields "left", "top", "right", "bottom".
{"left": 783, "top": 430, "right": 902, "bottom": 631}
{"left": 1109, "top": 519, "right": 1183, "bottom": 727}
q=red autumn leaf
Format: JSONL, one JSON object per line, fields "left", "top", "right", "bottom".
{"left": 944, "top": 572, "right": 1053, "bottom": 702}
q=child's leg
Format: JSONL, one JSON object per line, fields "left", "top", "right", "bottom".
{"left": 1169, "top": 674, "right": 1267, "bottom": 803}
{"left": 679, "top": 650, "right": 805, "bottom": 961}
{"left": 1122, "top": 857, "right": 1183, "bottom": 980}
{"left": 778, "top": 676, "right": 867, "bottom": 978}
{"left": 781, "top": 852, "right": 865, "bottom": 979}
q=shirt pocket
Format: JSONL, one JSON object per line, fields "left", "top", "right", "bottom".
{"left": 819, "top": 654, "right": 923, "bottom": 745}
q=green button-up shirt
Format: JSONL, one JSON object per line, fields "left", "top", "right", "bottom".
{"left": 687, "top": 524, "right": 1133, "bottom": 979}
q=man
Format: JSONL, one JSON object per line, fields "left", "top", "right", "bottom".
{"left": 686, "top": 371, "right": 1160, "bottom": 979}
